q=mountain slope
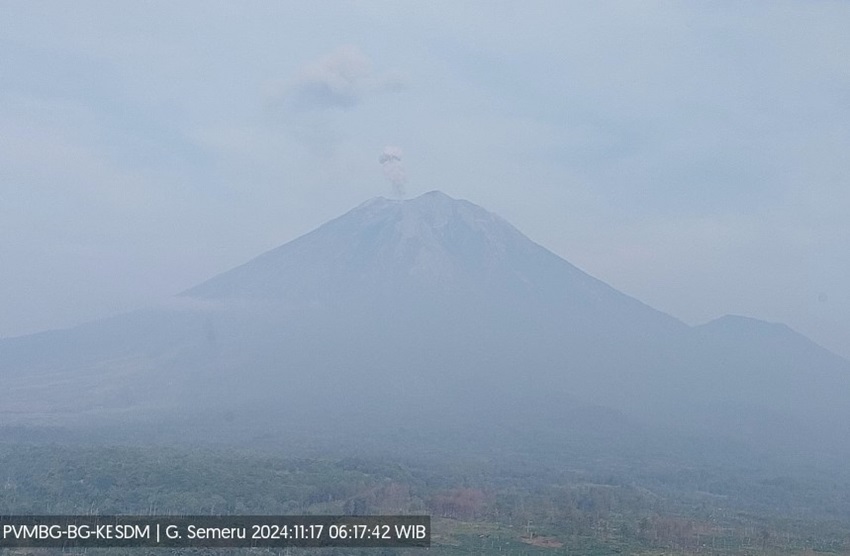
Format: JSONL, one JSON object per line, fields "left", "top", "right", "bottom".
{"left": 185, "top": 191, "right": 684, "bottom": 334}
{"left": 176, "top": 191, "right": 691, "bottom": 413}
{"left": 681, "top": 315, "right": 850, "bottom": 420}
{"left": 1, "top": 191, "right": 848, "bottom": 455}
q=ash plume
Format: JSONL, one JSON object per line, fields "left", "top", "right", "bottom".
{"left": 379, "top": 146, "right": 406, "bottom": 197}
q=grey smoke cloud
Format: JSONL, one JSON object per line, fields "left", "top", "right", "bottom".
{"left": 379, "top": 146, "right": 406, "bottom": 197}
{"left": 280, "top": 45, "right": 406, "bottom": 111}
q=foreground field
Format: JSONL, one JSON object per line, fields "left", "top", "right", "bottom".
{"left": 1, "top": 441, "right": 849, "bottom": 555}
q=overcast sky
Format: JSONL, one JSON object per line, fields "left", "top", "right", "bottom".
{"left": 2, "top": 2, "right": 849, "bottom": 359}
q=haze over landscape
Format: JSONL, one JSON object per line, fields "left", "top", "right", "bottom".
{"left": 2, "top": 2, "right": 849, "bottom": 361}
{"left": 3, "top": 190, "right": 849, "bottom": 467}
{"left": 2, "top": 3, "right": 850, "bottom": 555}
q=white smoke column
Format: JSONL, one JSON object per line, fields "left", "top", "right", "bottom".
{"left": 379, "top": 146, "right": 406, "bottom": 197}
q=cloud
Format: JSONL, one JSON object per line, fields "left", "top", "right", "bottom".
{"left": 276, "top": 45, "right": 406, "bottom": 112}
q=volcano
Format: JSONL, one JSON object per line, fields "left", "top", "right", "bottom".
{"left": 2, "top": 191, "right": 848, "bottom": 453}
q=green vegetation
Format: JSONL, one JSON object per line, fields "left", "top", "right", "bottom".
{"left": 1, "top": 440, "right": 849, "bottom": 555}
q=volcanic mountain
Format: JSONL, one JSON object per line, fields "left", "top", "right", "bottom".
{"left": 1, "top": 191, "right": 848, "bottom": 453}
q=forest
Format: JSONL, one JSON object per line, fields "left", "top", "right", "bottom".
{"left": 2, "top": 435, "right": 849, "bottom": 555}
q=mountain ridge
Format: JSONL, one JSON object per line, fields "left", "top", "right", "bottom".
{"left": 1, "top": 190, "right": 848, "bottom": 457}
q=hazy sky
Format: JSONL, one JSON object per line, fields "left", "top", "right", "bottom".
{"left": 2, "top": 2, "right": 849, "bottom": 359}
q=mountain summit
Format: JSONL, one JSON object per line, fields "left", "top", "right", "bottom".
{"left": 185, "top": 191, "right": 683, "bottom": 337}
{"left": 185, "top": 190, "right": 530, "bottom": 298}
